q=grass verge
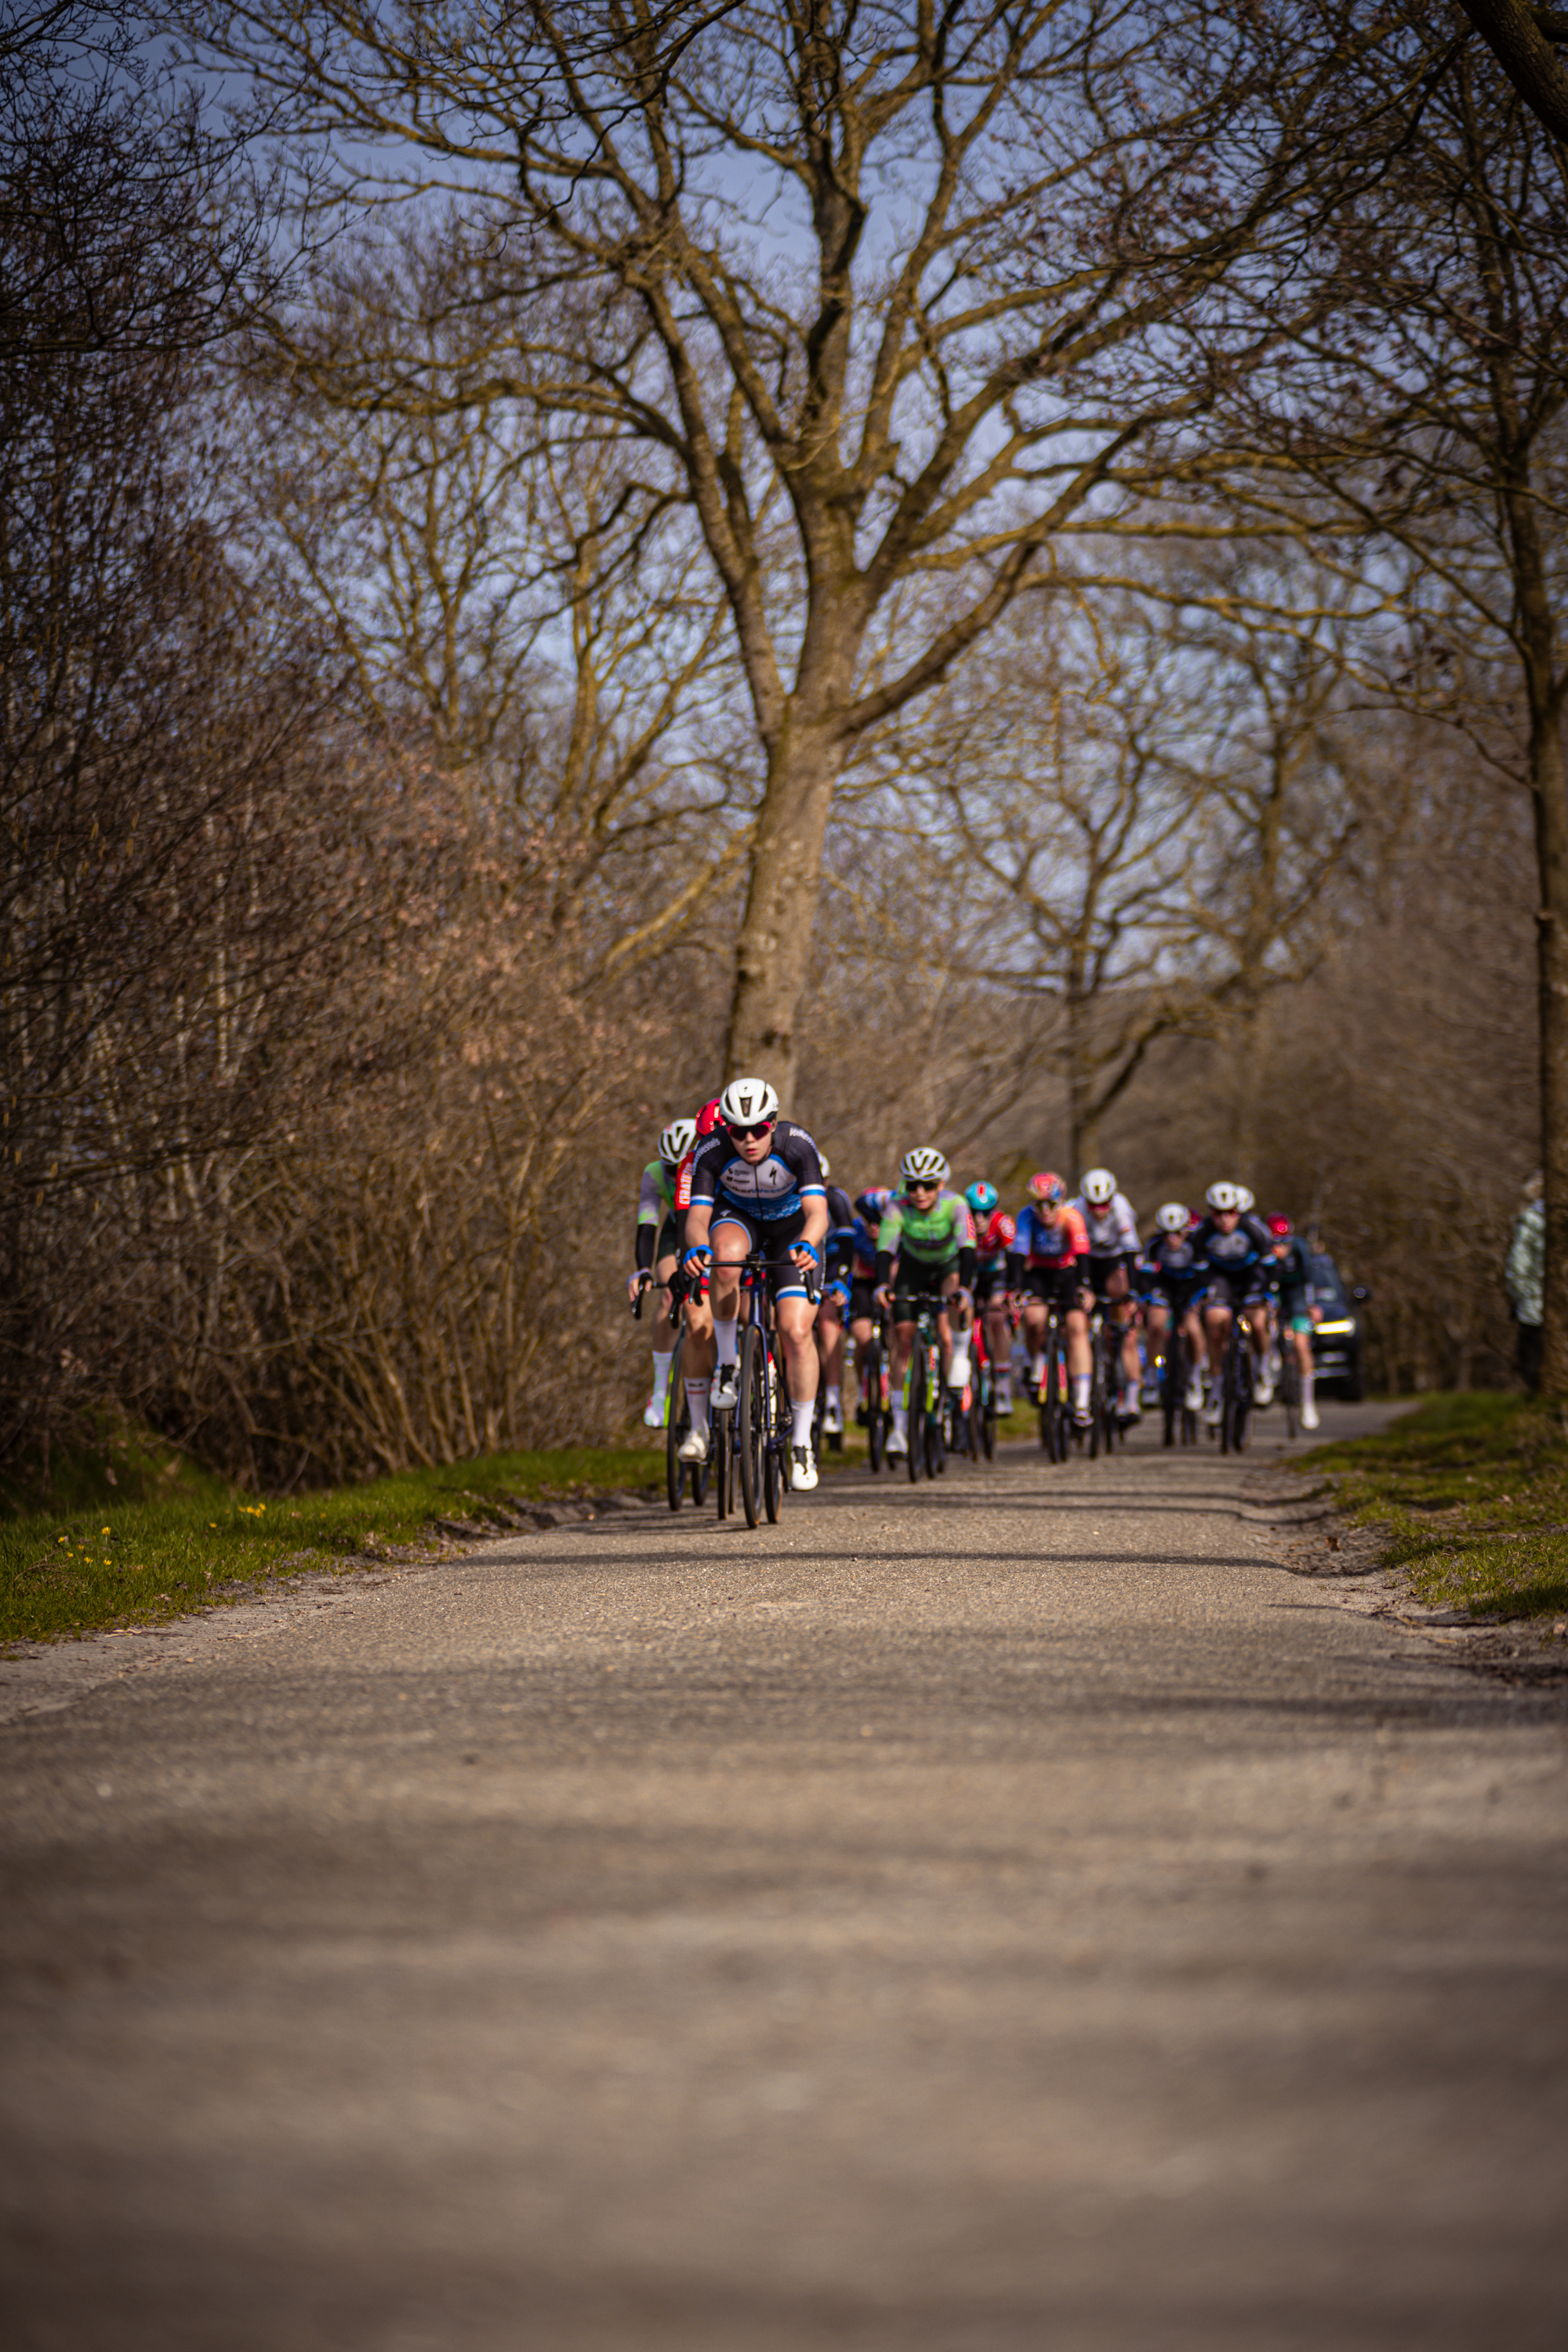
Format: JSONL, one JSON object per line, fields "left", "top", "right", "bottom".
{"left": 1305, "top": 1393, "right": 1568, "bottom": 1621}
{"left": 2, "top": 1442, "right": 664, "bottom": 1650}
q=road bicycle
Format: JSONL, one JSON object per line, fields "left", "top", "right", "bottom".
{"left": 856, "top": 1317, "right": 892, "bottom": 1472}
{"left": 726, "top": 1250, "right": 822, "bottom": 1529}
{"left": 1216, "top": 1308, "right": 1255, "bottom": 1455}
{"left": 1036, "top": 1305, "right": 1073, "bottom": 1463}
{"left": 1276, "top": 1316, "right": 1302, "bottom": 1440}
{"left": 902, "top": 1287, "right": 948, "bottom": 1483}
{"left": 632, "top": 1274, "right": 714, "bottom": 1514}
{"left": 967, "top": 1316, "right": 997, "bottom": 1462}
{"left": 1157, "top": 1325, "right": 1200, "bottom": 1449}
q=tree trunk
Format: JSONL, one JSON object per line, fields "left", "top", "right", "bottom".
{"left": 723, "top": 721, "right": 848, "bottom": 1102}
{"left": 1065, "top": 983, "right": 1095, "bottom": 1176}
{"left": 1530, "top": 699, "right": 1568, "bottom": 1393}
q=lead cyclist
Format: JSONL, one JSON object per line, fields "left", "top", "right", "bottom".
{"left": 681, "top": 1076, "right": 829, "bottom": 1491}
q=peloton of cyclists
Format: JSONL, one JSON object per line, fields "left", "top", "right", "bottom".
{"left": 628, "top": 1122, "right": 1329, "bottom": 1457}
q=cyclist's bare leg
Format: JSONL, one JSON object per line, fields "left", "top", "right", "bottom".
{"left": 984, "top": 1299, "right": 1012, "bottom": 1399}
{"left": 776, "top": 1293, "right": 820, "bottom": 1403}
{"left": 1204, "top": 1301, "right": 1232, "bottom": 1381}
{"left": 816, "top": 1292, "right": 845, "bottom": 1388}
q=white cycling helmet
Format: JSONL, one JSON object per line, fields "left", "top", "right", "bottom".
{"left": 901, "top": 1146, "right": 949, "bottom": 1185}
{"left": 1206, "top": 1181, "right": 1241, "bottom": 1212}
{"left": 1080, "top": 1167, "right": 1117, "bottom": 1206}
{"left": 718, "top": 1076, "right": 778, "bottom": 1127}
{"left": 658, "top": 1116, "right": 696, "bottom": 1164}
{"left": 1156, "top": 1201, "right": 1189, "bottom": 1233}
{"left": 1235, "top": 1185, "right": 1255, "bottom": 1213}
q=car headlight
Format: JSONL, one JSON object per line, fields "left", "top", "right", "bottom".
{"left": 1315, "top": 1319, "right": 1355, "bottom": 1334}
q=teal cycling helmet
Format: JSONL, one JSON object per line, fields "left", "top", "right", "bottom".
{"left": 966, "top": 1181, "right": 999, "bottom": 1215}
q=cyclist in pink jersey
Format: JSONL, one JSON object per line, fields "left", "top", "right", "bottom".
{"left": 1006, "top": 1173, "right": 1095, "bottom": 1426}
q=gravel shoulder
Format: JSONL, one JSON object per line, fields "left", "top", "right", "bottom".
{"left": 2, "top": 1403, "right": 1566, "bottom": 2351}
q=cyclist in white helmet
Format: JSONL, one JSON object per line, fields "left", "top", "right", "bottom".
{"left": 1135, "top": 1202, "right": 1207, "bottom": 1415}
{"left": 873, "top": 1149, "right": 976, "bottom": 1456}
{"left": 1190, "top": 1181, "right": 1276, "bottom": 1421}
{"left": 626, "top": 1116, "right": 702, "bottom": 1427}
{"left": 1071, "top": 1167, "right": 1145, "bottom": 1419}
{"left": 681, "top": 1077, "right": 829, "bottom": 1490}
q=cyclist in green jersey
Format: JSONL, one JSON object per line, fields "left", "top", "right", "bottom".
{"left": 626, "top": 1116, "right": 702, "bottom": 1425}
{"left": 873, "top": 1148, "right": 978, "bottom": 1458}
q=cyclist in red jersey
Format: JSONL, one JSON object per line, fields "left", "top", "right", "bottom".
{"left": 1005, "top": 1172, "right": 1095, "bottom": 1425}
{"left": 670, "top": 1098, "right": 723, "bottom": 1465}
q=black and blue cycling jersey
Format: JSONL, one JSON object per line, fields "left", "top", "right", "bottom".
{"left": 1137, "top": 1231, "right": 1206, "bottom": 1304}
{"left": 823, "top": 1185, "right": 857, "bottom": 1287}
{"left": 688, "top": 1119, "right": 827, "bottom": 1228}
{"left": 1190, "top": 1211, "right": 1275, "bottom": 1303}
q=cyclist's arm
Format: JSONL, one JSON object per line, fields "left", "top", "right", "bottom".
{"left": 957, "top": 1244, "right": 977, "bottom": 1291}
{"left": 682, "top": 1199, "right": 713, "bottom": 1259}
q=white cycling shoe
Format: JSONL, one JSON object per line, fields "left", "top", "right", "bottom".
{"left": 790, "top": 1445, "right": 818, "bottom": 1491}
{"left": 1120, "top": 1388, "right": 1142, "bottom": 1420}
{"left": 677, "top": 1426, "right": 710, "bottom": 1463}
{"left": 643, "top": 1395, "right": 666, "bottom": 1428}
{"left": 1301, "top": 1401, "right": 1320, "bottom": 1432}
{"left": 1185, "top": 1374, "right": 1204, "bottom": 1413}
{"left": 886, "top": 1425, "right": 909, "bottom": 1457}
{"left": 710, "top": 1364, "right": 740, "bottom": 1413}
{"left": 1203, "top": 1395, "right": 1222, "bottom": 1427}
{"left": 1253, "top": 1377, "right": 1275, "bottom": 1408}
{"left": 822, "top": 1401, "right": 843, "bottom": 1435}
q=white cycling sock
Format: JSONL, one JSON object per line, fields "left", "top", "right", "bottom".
{"left": 948, "top": 1345, "right": 970, "bottom": 1388}
{"left": 891, "top": 1400, "right": 909, "bottom": 1436}
{"left": 825, "top": 1384, "right": 840, "bottom": 1412}
{"left": 684, "top": 1377, "right": 711, "bottom": 1434}
{"left": 1301, "top": 1369, "right": 1315, "bottom": 1408}
{"left": 713, "top": 1316, "right": 739, "bottom": 1367}
{"left": 1030, "top": 1352, "right": 1047, "bottom": 1385}
{"left": 1072, "top": 1374, "right": 1091, "bottom": 1411}
{"left": 790, "top": 1399, "right": 815, "bottom": 1446}
{"left": 650, "top": 1348, "right": 673, "bottom": 1403}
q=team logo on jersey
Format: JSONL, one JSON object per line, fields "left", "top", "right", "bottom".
{"left": 722, "top": 1153, "right": 793, "bottom": 1201}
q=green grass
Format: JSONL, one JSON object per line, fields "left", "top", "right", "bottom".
{"left": 1304, "top": 1393, "right": 1568, "bottom": 1621}
{"left": 1, "top": 1441, "right": 665, "bottom": 1650}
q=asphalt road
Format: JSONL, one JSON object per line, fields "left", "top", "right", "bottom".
{"left": 3, "top": 1403, "right": 1566, "bottom": 2352}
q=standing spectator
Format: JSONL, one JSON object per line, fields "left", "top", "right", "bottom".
{"left": 1506, "top": 1174, "right": 1544, "bottom": 1393}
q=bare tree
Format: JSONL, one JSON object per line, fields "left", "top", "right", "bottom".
{"left": 249, "top": 222, "right": 755, "bottom": 982}
{"left": 1203, "top": 27, "right": 1568, "bottom": 1381}
{"left": 187, "top": 0, "right": 1385, "bottom": 1096}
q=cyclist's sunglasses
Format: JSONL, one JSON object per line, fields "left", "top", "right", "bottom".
{"left": 726, "top": 1117, "right": 775, "bottom": 1141}
{"left": 907, "top": 1178, "right": 940, "bottom": 1193}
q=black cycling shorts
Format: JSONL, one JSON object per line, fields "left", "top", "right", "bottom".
{"left": 1146, "top": 1274, "right": 1203, "bottom": 1316}
{"left": 1203, "top": 1271, "right": 1266, "bottom": 1313}
{"left": 1024, "top": 1263, "right": 1084, "bottom": 1315}
{"left": 653, "top": 1213, "right": 679, "bottom": 1265}
{"left": 1085, "top": 1252, "right": 1136, "bottom": 1305}
{"left": 891, "top": 1253, "right": 958, "bottom": 1319}
{"left": 974, "top": 1265, "right": 1009, "bottom": 1306}
{"left": 848, "top": 1275, "right": 878, "bottom": 1325}
{"left": 709, "top": 1205, "right": 815, "bottom": 1303}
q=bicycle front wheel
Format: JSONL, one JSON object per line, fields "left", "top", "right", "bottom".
{"left": 764, "top": 1343, "right": 788, "bottom": 1523}
{"left": 906, "top": 1345, "right": 925, "bottom": 1483}
{"left": 665, "top": 1330, "right": 688, "bottom": 1512}
{"left": 739, "top": 1324, "right": 768, "bottom": 1527}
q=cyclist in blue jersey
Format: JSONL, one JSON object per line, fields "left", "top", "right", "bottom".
{"left": 847, "top": 1188, "right": 891, "bottom": 1428}
{"left": 1190, "top": 1181, "right": 1276, "bottom": 1425}
{"left": 815, "top": 1155, "right": 858, "bottom": 1436}
{"left": 1138, "top": 1202, "right": 1207, "bottom": 1414}
{"left": 682, "top": 1076, "right": 829, "bottom": 1490}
